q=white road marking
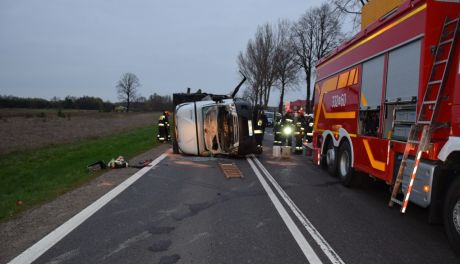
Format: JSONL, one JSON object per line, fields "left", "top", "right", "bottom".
{"left": 8, "top": 152, "right": 168, "bottom": 264}
{"left": 251, "top": 155, "right": 345, "bottom": 264}
{"left": 247, "top": 157, "right": 322, "bottom": 264}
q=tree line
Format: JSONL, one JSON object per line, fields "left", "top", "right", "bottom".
{"left": 238, "top": 0, "right": 364, "bottom": 113}
{"left": 0, "top": 94, "right": 172, "bottom": 112}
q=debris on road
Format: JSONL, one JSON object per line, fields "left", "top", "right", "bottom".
{"left": 130, "top": 160, "right": 153, "bottom": 169}
{"left": 87, "top": 160, "right": 107, "bottom": 171}
{"left": 108, "top": 156, "right": 128, "bottom": 169}
{"left": 219, "top": 163, "right": 243, "bottom": 179}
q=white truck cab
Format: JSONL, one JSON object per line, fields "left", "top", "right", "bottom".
{"left": 172, "top": 77, "right": 258, "bottom": 156}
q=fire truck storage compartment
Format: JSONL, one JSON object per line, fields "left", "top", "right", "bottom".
{"left": 394, "top": 154, "right": 436, "bottom": 208}
{"left": 384, "top": 104, "right": 417, "bottom": 141}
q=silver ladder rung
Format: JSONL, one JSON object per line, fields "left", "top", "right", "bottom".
{"left": 434, "top": 59, "right": 448, "bottom": 65}
{"left": 408, "top": 140, "right": 420, "bottom": 144}
{"left": 423, "top": 100, "right": 437, "bottom": 105}
{"left": 445, "top": 18, "right": 459, "bottom": 26}
{"left": 391, "top": 198, "right": 403, "bottom": 206}
{"left": 439, "top": 39, "right": 453, "bottom": 46}
{"left": 417, "top": 120, "right": 431, "bottom": 125}
{"left": 428, "top": 80, "right": 442, "bottom": 85}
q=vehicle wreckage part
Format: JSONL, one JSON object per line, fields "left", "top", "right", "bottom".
{"left": 219, "top": 163, "right": 243, "bottom": 178}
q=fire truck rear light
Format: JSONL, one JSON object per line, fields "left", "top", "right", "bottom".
{"left": 423, "top": 185, "right": 430, "bottom": 193}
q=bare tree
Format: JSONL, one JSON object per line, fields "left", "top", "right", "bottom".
{"left": 116, "top": 72, "right": 140, "bottom": 112}
{"left": 238, "top": 23, "right": 278, "bottom": 108}
{"left": 274, "top": 19, "right": 299, "bottom": 113}
{"left": 238, "top": 48, "right": 261, "bottom": 105}
{"left": 241, "top": 86, "right": 257, "bottom": 105}
{"left": 291, "top": 3, "right": 343, "bottom": 113}
{"left": 291, "top": 10, "right": 315, "bottom": 113}
{"left": 329, "top": 0, "right": 366, "bottom": 33}
{"left": 310, "top": 4, "right": 344, "bottom": 108}
{"left": 312, "top": 4, "right": 343, "bottom": 61}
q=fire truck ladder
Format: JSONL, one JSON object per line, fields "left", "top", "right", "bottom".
{"left": 389, "top": 16, "right": 459, "bottom": 213}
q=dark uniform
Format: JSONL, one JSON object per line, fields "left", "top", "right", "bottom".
{"left": 305, "top": 114, "right": 314, "bottom": 143}
{"left": 157, "top": 111, "right": 171, "bottom": 142}
{"left": 281, "top": 112, "right": 294, "bottom": 146}
{"left": 294, "top": 114, "right": 307, "bottom": 153}
{"left": 253, "top": 107, "right": 267, "bottom": 153}
{"left": 273, "top": 118, "right": 283, "bottom": 146}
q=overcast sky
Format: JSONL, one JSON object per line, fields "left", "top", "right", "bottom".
{"left": 0, "top": 0, "right": 326, "bottom": 106}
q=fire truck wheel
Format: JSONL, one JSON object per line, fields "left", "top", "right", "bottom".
{"left": 444, "top": 176, "right": 460, "bottom": 253}
{"left": 338, "top": 141, "right": 354, "bottom": 187}
{"left": 325, "top": 140, "right": 337, "bottom": 177}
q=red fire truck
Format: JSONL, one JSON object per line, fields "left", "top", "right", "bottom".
{"left": 312, "top": 0, "right": 460, "bottom": 250}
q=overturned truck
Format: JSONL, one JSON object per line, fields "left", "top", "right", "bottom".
{"left": 172, "top": 77, "right": 258, "bottom": 156}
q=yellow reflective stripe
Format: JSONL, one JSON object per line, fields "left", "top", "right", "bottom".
{"left": 337, "top": 71, "right": 350, "bottom": 89}
{"left": 315, "top": 129, "right": 358, "bottom": 138}
{"left": 314, "top": 76, "right": 338, "bottom": 130}
{"left": 254, "top": 130, "right": 263, "bottom": 134}
{"left": 317, "top": 3, "right": 427, "bottom": 70}
{"left": 361, "top": 93, "right": 368, "bottom": 107}
{"left": 348, "top": 68, "right": 357, "bottom": 86}
{"left": 158, "top": 124, "right": 165, "bottom": 126}
{"left": 363, "top": 139, "right": 385, "bottom": 171}
{"left": 321, "top": 104, "right": 356, "bottom": 119}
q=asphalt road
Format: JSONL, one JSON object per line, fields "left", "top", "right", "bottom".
{"left": 10, "top": 130, "right": 460, "bottom": 264}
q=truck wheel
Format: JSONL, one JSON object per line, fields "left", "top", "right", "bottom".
{"left": 325, "top": 140, "right": 337, "bottom": 177}
{"left": 338, "top": 141, "right": 354, "bottom": 187}
{"left": 444, "top": 176, "right": 460, "bottom": 254}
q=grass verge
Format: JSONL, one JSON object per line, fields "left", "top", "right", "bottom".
{"left": 0, "top": 125, "right": 160, "bottom": 220}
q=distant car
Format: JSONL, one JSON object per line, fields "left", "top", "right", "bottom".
{"left": 265, "top": 111, "right": 274, "bottom": 127}
{"left": 172, "top": 77, "right": 258, "bottom": 156}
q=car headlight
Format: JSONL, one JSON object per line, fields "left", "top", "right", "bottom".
{"left": 283, "top": 127, "right": 292, "bottom": 135}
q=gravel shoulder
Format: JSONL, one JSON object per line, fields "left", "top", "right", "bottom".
{"left": 0, "top": 144, "right": 171, "bottom": 263}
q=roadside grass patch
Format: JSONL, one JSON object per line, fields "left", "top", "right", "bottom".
{"left": 0, "top": 125, "right": 160, "bottom": 220}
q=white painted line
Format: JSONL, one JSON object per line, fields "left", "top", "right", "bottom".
{"left": 246, "top": 157, "right": 322, "bottom": 264}
{"left": 8, "top": 152, "right": 169, "bottom": 264}
{"left": 251, "top": 155, "right": 345, "bottom": 264}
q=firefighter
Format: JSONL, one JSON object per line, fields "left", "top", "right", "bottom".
{"left": 273, "top": 113, "right": 283, "bottom": 146}
{"left": 157, "top": 111, "right": 171, "bottom": 142}
{"left": 294, "top": 111, "right": 307, "bottom": 153}
{"left": 253, "top": 106, "right": 267, "bottom": 153}
{"left": 305, "top": 114, "right": 314, "bottom": 143}
{"left": 281, "top": 111, "right": 294, "bottom": 146}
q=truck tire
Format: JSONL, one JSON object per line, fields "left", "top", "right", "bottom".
{"left": 337, "top": 141, "right": 354, "bottom": 187}
{"left": 444, "top": 176, "right": 460, "bottom": 254}
{"left": 325, "top": 140, "right": 337, "bottom": 177}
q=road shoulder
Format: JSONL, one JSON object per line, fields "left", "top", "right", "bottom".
{"left": 0, "top": 143, "right": 171, "bottom": 263}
